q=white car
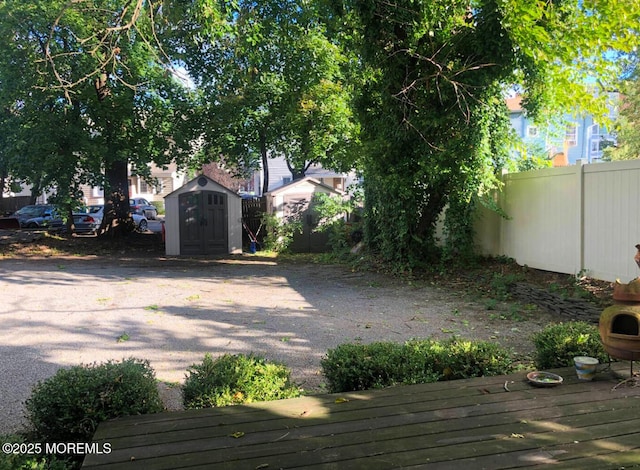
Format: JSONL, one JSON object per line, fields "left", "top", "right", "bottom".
{"left": 85, "top": 205, "right": 148, "bottom": 231}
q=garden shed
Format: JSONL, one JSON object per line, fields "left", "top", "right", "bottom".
{"left": 164, "top": 175, "right": 242, "bottom": 256}
{"left": 264, "top": 177, "right": 344, "bottom": 253}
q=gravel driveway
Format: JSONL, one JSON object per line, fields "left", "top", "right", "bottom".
{"left": 0, "top": 255, "right": 553, "bottom": 435}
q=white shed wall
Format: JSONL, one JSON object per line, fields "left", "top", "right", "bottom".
{"left": 164, "top": 176, "right": 242, "bottom": 256}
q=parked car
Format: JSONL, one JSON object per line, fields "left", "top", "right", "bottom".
{"left": 129, "top": 198, "right": 157, "bottom": 220}
{"left": 79, "top": 205, "right": 148, "bottom": 232}
{"left": 19, "top": 205, "right": 65, "bottom": 230}
{"left": 72, "top": 212, "right": 101, "bottom": 234}
{"left": 12, "top": 204, "right": 57, "bottom": 228}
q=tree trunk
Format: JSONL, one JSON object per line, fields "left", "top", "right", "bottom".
{"left": 101, "top": 159, "right": 132, "bottom": 237}
{"left": 286, "top": 159, "right": 306, "bottom": 181}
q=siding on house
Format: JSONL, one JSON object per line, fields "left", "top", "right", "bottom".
{"left": 254, "top": 154, "right": 359, "bottom": 195}
{"left": 507, "top": 93, "right": 618, "bottom": 165}
{"left": 79, "top": 163, "right": 187, "bottom": 207}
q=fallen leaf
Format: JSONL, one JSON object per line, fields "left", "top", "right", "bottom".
{"left": 510, "top": 433, "right": 525, "bottom": 439}
{"left": 230, "top": 431, "right": 245, "bottom": 438}
{"left": 335, "top": 397, "right": 350, "bottom": 404}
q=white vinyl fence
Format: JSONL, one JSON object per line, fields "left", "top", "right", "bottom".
{"left": 475, "top": 160, "right": 640, "bottom": 282}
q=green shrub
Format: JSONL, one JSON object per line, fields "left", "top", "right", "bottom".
{"left": 183, "top": 353, "right": 301, "bottom": 409}
{"left": 405, "top": 338, "right": 514, "bottom": 381}
{"left": 320, "top": 342, "right": 407, "bottom": 392}
{"left": 260, "top": 213, "right": 302, "bottom": 253}
{"left": 25, "top": 358, "right": 163, "bottom": 443}
{"left": 150, "top": 200, "right": 165, "bottom": 215}
{"left": 532, "top": 321, "right": 607, "bottom": 369}
{"left": 321, "top": 338, "right": 514, "bottom": 393}
{"left": 0, "top": 434, "right": 70, "bottom": 470}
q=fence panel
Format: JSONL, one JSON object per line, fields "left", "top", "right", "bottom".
{"left": 583, "top": 161, "right": 640, "bottom": 282}
{"left": 493, "top": 166, "right": 581, "bottom": 275}
{"left": 0, "top": 196, "right": 30, "bottom": 215}
{"left": 242, "top": 197, "right": 267, "bottom": 245}
{"left": 476, "top": 160, "right": 640, "bottom": 282}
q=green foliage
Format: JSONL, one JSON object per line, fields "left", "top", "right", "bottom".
{"left": 312, "top": 192, "right": 362, "bottom": 255}
{"left": 260, "top": 213, "right": 303, "bottom": 253}
{"left": 321, "top": 338, "right": 514, "bottom": 393}
{"left": 25, "top": 358, "right": 163, "bottom": 444}
{"left": 0, "top": 0, "right": 197, "bottom": 230}
{"left": 150, "top": 201, "right": 165, "bottom": 215}
{"left": 181, "top": 0, "right": 359, "bottom": 193}
{"left": 319, "top": 342, "right": 407, "bottom": 392}
{"left": 0, "top": 434, "right": 70, "bottom": 470}
{"left": 183, "top": 353, "right": 301, "bottom": 409}
{"left": 532, "top": 322, "right": 607, "bottom": 369}
{"left": 327, "top": 0, "right": 638, "bottom": 268}
{"left": 489, "top": 272, "right": 525, "bottom": 301}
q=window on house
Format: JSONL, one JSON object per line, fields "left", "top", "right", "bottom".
{"left": 155, "top": 178, "right": 165, "bottom": 195}
{"left": 92, "top": 186, "right": 103, "bottom": 197}
{"left": 565, "top": 124, "right": 578, "bottom": 147}
{"left": 282, "top": 177, "right": 292, "bottom": 185}
{"left": 139, "top": 180, "right": 150, "bottom": 194}
{"left": 526, "top": 126, "right": 539, "bottom": 138}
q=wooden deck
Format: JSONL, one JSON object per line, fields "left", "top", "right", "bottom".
{"left": 82, "top": 363, "right": 640, "bottom": 469}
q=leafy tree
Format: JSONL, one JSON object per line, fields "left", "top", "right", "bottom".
{"left": 181, "top": 0, "right": 359, "bottom": 193}
{"left": 325, "top": 0, "right": 639, "bottom": 267}
{"left": 508, "top": 142, "right": 553, "bottom": 172}
{"left": 0, "top": 0, "right": 197, "bottom": 233}
{"left": 606, "top": 58, "right": 640, "bottom": 160}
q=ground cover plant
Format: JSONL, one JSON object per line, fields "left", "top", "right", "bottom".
{"left": 0, "top": 434, "right": 70, "bottom": 470}
{"left": 183, "top": 353, "right": 302, "bottom": 409}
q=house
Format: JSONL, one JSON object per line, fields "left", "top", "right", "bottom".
{"left": 263, "top": 177, "right": 345, "bottom": 253}
{"left": 247, "top": 155, "right": 359, "bottom": 196}
{"left": 79, "top": 162, "right": 188, "bottom": 208}
{"left": 2, "top": 162, "right": 188, "bottom": 213}
{"left": 507, "top": 93, "right": 618, "bottom": 166}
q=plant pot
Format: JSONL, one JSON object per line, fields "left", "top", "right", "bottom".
{"left": 573, "top": 356, "right": 599, "bottom": 381}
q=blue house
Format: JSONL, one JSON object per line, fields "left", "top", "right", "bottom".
{"left": 507, "top": 94, "right": 618, "bottom": 166}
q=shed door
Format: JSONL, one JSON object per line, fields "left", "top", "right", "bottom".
{"left": 283, "top": 193, "right": 329, "bottom": 253}
{"left": 179, "top": 191, "right": 228, "bottom": 255}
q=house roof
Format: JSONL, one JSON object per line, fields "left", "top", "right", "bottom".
{"left": 506, "top": 95, "right": 523, "bottom": 112}
{"left": 305, "top": 164, "right": 347, "bottom": 179}
{"left": 264, "top": 176, "right": 344, "bottom": 196}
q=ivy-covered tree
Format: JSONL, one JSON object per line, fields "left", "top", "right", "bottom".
{"left": 326, "top": 0, "right": 639, "bottom": 267}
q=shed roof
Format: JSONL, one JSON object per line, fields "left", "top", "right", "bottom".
{"left": 164, "top": 174, "right": 241, "bottom": 199}
{"left": 264, "top": 176, "right": 344, "bottom": 196}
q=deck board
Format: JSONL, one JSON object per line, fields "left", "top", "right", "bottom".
{"left": 82, "top": 363, "right": 640, "bottom": 469}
